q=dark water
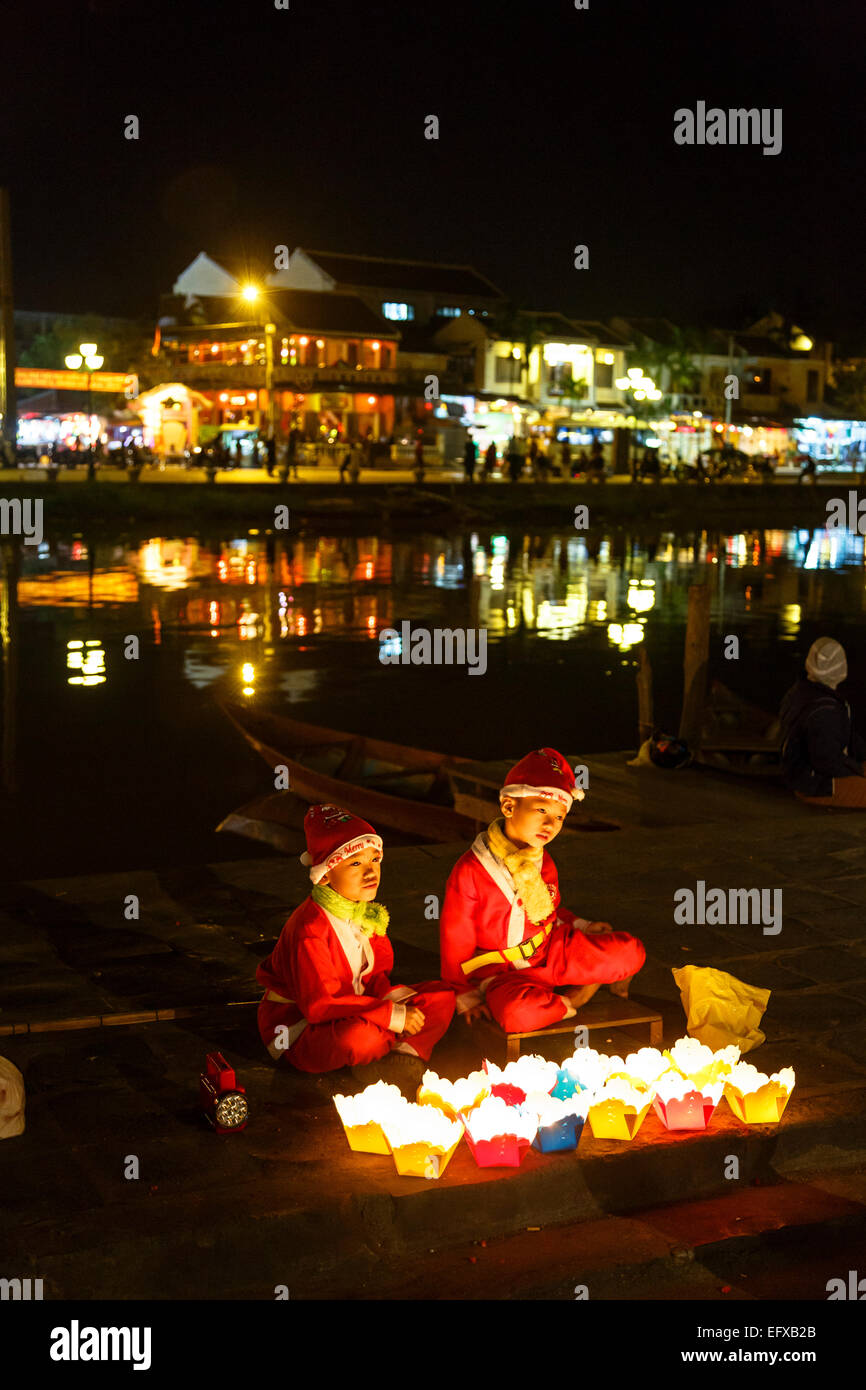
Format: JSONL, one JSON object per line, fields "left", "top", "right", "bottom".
{"left": 1, "top": 524, "right": 864, "bottom": 880}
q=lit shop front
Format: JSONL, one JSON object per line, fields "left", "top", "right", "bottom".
{"left": 434, "top": 395, "right": 532, "bottom": 455}
{"left": 132, "top": 384, "right": 215, "bottom": 455}
{"left": 793, "top": 416, "right": 866, "bottom": 468}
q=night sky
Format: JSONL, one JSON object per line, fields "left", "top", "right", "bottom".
{"left": 2, "top": 0, "right": 865, "bottom": 340}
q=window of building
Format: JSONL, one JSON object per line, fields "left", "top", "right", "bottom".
{"left": 747, "top": 368, "right": 771, "bottom": 394}
{"left": 807, "top": 369, "right": 819, "bottom": 402}
{"left": 595, "top": 362, "right": 614, "bottom": 389}
{"left": 438, "top": 307, "right": 461, "bottom": 318}
{"left": 495, "top": 355, "right": 522, "bottom": 384}
{"left": 382, "top": 302, "right": 415, "bottom": 321}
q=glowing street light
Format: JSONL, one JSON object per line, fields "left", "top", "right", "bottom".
{"left": 65, "top": 342, "right": 104, "bottom": 467}
{"left": 241, "top": 284, "right": 259, "bottom": 303}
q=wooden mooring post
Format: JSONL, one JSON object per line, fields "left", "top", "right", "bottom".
{"left": 636, "top": 643, "right": 654, "bottom": 746}
{"left": 679, "top": 583, "right": 711, "bottom": 751}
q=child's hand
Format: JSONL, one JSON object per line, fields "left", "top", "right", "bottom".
{"left": 463, "top": 1003, "right": 492, "bottom": 1025}
{"left": 584, "top": 921, "right": 613, "bottom": 934}
{"left": 401, "top": 1005, "right": 426, "bottom": 1035}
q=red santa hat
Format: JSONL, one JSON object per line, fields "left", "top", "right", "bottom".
{"left": 300, "top": 804, "right": 383, "bottom": 884}
{"left": 500, "top": 747, "right": 581, "bottom": 810}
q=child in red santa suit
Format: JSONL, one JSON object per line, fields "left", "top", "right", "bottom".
{"left": 257, "top": 804, "right": 454, "bottom": 1086}
{"left": 440, "top": 748, "right": 646, "bottom": 1034}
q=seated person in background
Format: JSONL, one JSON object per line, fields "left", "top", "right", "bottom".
{"left": 439, "top": 749, "right": 646, "bottom": 1035}
{"left": 257, "top": 804, "right": 454, "bottom": 1088}
{"left": 780, "top": 637, "right": 866, "bottom": 807}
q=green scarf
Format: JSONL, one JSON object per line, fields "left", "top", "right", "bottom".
{"left": 311, "top": 882, "right": 390, "bottom": 937}
{"left": 486, "top": 818, "right": 557, "bottom": 926}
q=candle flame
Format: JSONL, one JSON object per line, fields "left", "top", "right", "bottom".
{"left": 333, "top": 1080, "right": 408, "bottom": 1128}
{"left": 522, "top": 1090, "right": 593, "bottom": 1126}
{"left": 464, "top": 1095, "right": 538, "bottom": 1143}
{"left": 419, "top": 1069, "right": 490, "bottom": 1113}
{"left": 483, "top": 1054, "right": 560, "bottom": 1094}
{"left": 725, "top": 1063, "right": 795, "bottom": 1096}
{"left": 379, "top": 1100, "right": 463, "bottom": 1150}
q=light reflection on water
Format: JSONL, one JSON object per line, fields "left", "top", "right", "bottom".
{"left": 4, "top": 523, "right": 866, "bottom": 878}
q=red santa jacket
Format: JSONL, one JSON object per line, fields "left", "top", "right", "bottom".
{"left": 256, "top": 896, "right": 403, "bottom": 1031}
{"left": 440, "top": 836, "right": 579, "bottom": 1012}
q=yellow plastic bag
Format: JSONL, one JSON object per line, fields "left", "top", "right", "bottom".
{"left": 671, "top": 965, "right": 770, "bottom": 1054}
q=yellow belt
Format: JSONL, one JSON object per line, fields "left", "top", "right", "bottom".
{"left": 461, "top": 920, "right": 553, "bottom": 975}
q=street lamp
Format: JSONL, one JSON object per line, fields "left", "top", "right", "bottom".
{"left": 65, "top": 342, "right": 103, "bottom": 470}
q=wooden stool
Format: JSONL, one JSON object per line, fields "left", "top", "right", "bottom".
{"left": 505, "top": 996, "right": 663, "bottom": 1064}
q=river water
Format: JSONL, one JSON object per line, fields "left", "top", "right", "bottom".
{"left": 1, "top": 524, "right": 863, "bottom": 879}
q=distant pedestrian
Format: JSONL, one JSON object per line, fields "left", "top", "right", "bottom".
{"left": 348, "top": 439, "right": 363, "bottom": 484}
{"left": 507, "top": 437, "right": 523, "bottom": 483}
{"left": 413, "top": 435, "right": 425, "bottom": 483}
{"left": 287, "top": 425, "right": 301, "bottom": 478}
{"left": 235, "top": 439, "right": 244, "bottom": 468}
{"left": 798, "top": 455, "right": 817, "bottom": 485}
{"left": 463, "top": 434, "right": 477, "bottom": 482}
{"left": 528, "top": 437, "right": 540, "bottom": 480}
{"left": 265, "top": 435, "right": 276, "bottom": 476}
{"left": 590, "top": 439, "right": 605, "bottom": 482}
{"left": 483, "top": 440, "right": 497, "bottom": 480}
{"left": 560, "top": 438, "right": 571, "bottom": 478}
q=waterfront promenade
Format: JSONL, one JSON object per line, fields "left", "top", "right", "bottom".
{"left": 2, "top": 760, "right": 866, "bottom": 1298}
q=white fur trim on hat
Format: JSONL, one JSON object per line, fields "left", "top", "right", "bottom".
{"left": 307, "top": 833, "right": 383, "bottom": 884}
{"left": 500, "top": 783, "right": 582, "bottom": 808}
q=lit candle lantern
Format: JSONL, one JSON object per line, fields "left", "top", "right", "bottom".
{"left": 608, "top": 1047, "right": 673, "bottom": 1089}
{"left": 664, "top": 1036, "right": 741, "bottom": 1089}
{"left": 587, "top": 1077, "right": 654, "bottom": 1141}
{"left": 550, "top": 1064, "right": 586, "bottom": 1101}
{"left": 416, "top": 1069, "right": 490, "bottom": 1120}
{"left": 379, "top": 1101, "right": 464, "bottom": 1179}
{"left": 332, "top": 1081, "right": 407, "bottom": 1154}
{"left": 651, "top": 1070, "right": 726, "bottom": 1131}
{"left": 462, "top": 1095, "right": 537, "bottom": 1167}
{"left": 561, "top": 1047, "right": 619, "bottom": 1093}
{"left": 483, "top": 1054, "right": 560, "bottom": 1106}
{"left": 523, "top": 1089, "right": 594, "bottom": 1153}
{"left": 723, "top": 1063, "right": 796, "bottom": 1124}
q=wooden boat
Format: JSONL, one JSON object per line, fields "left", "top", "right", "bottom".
{"left": 695, "top": 680, "right": 782, "bottom": 777}
{"left": 218, "top": 702, "right": 478, "bottom": 845}
{"left": 217, "top": 703, "right": 623, "bottom": 851}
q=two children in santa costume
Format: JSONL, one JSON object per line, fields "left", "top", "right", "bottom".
{"left": 258, "top": 748, "right": 645, "bottom": 1083}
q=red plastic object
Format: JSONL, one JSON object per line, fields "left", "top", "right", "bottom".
{"left": 199, "top": 1051, "right": 248, "bottom": 1133}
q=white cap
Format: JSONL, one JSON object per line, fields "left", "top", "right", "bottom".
{"left": 806, "top": 637, "right": 847, "bottom": 689}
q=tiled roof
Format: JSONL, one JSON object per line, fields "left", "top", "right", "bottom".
{"left": 300, "top": 249, "right": 505, "bottom": 298}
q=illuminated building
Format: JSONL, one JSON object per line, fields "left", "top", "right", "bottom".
{"left": 159, "top": 257, "right": 400, "bottom": 444}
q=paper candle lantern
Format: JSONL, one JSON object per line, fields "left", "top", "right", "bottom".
{"left": 587, "top": 1077, "right": 654, "bottom": 1141}
{"left": 332, "top": 1081, "right": 407, "bottom": 1154}
{"left": 550, "top": 1064, "right": 587, "bottom": 1101}
{"left": 723, "top": 1063, "right": 796, "bottom": 1124}
{"left": 463, "top": 1095, "right": 537, "bottom": 1167}
{"left": 524, "top": 1089, "right": 594, "bottom": 1153}
{"left": 379, "top": 1101, "right": 463, "bottom": 1178}
{"left": 561, "top": 1047, "right": 619, "bottom": 1093}
{"left": 483, "top": 1054, "right": 560, "bottom": 1106}
{"left": 417, "top": 1069, "right": 490, "bottom": 1120}
{"left": 664, "top": 1036, "right": 741, "bottom": 1089}
{"left": 613, "top": 1047, "right": 673, "bottom": 1089}
{"left": 651, "top": 1070, "right": 726, "bottom": 1131}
